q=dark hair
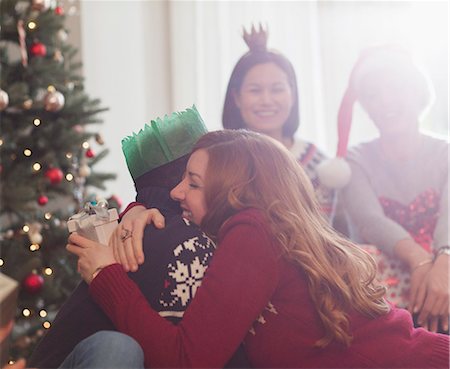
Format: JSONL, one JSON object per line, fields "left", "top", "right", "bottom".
{"left": 134, "top": 154, "right": 189, "bottom": 192}
{"left": 222, "top": 50, "right": 300, "bottom": 139}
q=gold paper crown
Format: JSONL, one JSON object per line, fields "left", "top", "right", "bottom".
{"left": 243, "top": 23, "right": 268, "bottom": 53}
{"left": 121, "top": 105, "right": 208, "bottom": 180}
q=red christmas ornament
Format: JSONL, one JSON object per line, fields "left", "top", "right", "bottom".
{"left": 45, "top": 167, "right": 64, "bottom": 184}
{"left": 23, "top": 273, "right": 44, "bottom": 294}
{"left": 54, "top": 6, "right": 64, "bottom": 15}
{"left": 30, "top": 42, "right": 47, "bottom": 57}
{"left": 38, "top": 195, "right": 48, "bottom": 206}
{"left": 85, "top": 148, "right": 95, "bottom": 158}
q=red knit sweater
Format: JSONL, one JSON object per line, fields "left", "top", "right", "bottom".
{"left": 90, "top": 208, "right": 449, "bottom": 368}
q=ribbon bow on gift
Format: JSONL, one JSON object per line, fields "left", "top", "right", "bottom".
{"left": 81, "top": 200, "right": 110, "bottom": 221}
{"left": 68, "top": 199, "right": 110, "bottom": 230}
{"left": 69, "top": 199, "right": 110, "bottom": 222}
{"left": 67, "top": 200, "right": 118, "bottom": 245}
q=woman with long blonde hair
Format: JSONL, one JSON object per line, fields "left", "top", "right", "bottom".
{"left": 65, "top": 129, "right": 448, "bottom": 368}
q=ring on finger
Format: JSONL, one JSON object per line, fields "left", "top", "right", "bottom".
{"left": 120, "top": 228, "right": 133, "bottom": 242}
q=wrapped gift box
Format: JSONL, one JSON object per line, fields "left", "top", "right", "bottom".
{"left": 67, "top": 206, "right": 119, "bottom": 245}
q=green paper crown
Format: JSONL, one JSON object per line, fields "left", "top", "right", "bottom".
{"left": 121, "top": 105, "right": 208, "bottom": 180}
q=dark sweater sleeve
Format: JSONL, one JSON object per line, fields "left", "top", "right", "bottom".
{"left": 90, "top": 210, "right": 279, "bottom": 368}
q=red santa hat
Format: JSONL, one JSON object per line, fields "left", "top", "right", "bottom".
{"left": 317, "top": 45, "right": 421, "bottom": 189}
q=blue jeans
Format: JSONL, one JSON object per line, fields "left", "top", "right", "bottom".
{"left": 59, "top": 331, "right": 145, "bottom": 368}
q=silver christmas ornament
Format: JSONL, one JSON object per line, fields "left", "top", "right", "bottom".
{"left": 57, "top": 29, "right": 68, "bottom": 43}
{"left": 44, "top": 90, "right": 65, "bottom": 112}
{"left": 0, "top": 89, "right": 9, "bottom": 111}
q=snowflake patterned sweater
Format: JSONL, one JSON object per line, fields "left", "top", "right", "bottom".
{"left": 90, "top": 208, "right": 449, "bottom": 368}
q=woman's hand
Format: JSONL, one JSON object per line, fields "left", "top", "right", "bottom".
{"left": 66, "top": 233, "right": 116, "bottom": 284}
{"left": 408, "top": 261, "right": 433, "bottom": 324}
{"left": 394, "top": 239, "right": 431, "bottom": 313}
{"left": 414, "top": 255, "right": 449, "bottom": 332}
{"left": 393, "top": 238, "right": 448, "bottom": 332}
{"left": 109, "top": 206, "right": 166, "bottom": 272}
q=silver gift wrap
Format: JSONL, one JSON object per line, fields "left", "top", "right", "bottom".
{"left": 67, "top": 201, "right": 119, "bottom": 245}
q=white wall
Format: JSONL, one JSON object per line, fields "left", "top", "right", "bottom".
{"left": 80, "top": 0, "right": 171, "bottom": 205}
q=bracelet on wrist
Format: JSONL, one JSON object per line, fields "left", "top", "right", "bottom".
{"left": 411, "top": 258, "right": 433, "bottom": 273}
{"left": 435, "top": 246, "right": 450, "bottom": 258}
{"left": 91, "top": 266, "right": 105, "bottom": 282}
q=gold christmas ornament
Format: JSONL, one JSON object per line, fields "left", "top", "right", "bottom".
{"left": 23, "top": 99, "right": 33, "bottom": 110}
{"left": 0, "top": 89, "right": 9, "bottom": 111}
{"left": 53, "top": 50, "right": 64, "bottom": 63}
{"left": 78, "top": 164, "right": 91, "bottom": 177}
{"left": 44, "top": 90, "right": 65, "bottom": 112}
{"left": 29, "top": 232, "right": 43, "bottom": 245}
{"left": 95, "top": 133, "right": 105, "bottom": 145}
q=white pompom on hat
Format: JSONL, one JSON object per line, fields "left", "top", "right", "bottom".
{"left": 317, "top": 45, "right": 417, "bottom": 189}
{"left": 316, "top": 157, "right": 352, "bottom": 189}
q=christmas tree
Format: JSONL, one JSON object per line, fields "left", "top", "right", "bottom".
{"left": 0, "top": 0, "right": 117, "bottom": 361}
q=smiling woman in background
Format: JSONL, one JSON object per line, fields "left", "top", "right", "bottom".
{"left": 222, "top": 25, "right": 335, "bottom": 221}
{"left": 338, "top": 45, "right": 449, "bottom": 334}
